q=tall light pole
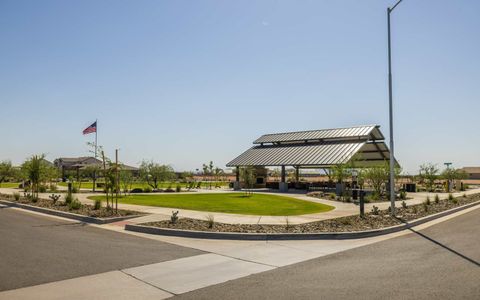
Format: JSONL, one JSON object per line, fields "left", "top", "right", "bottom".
{"left": 387, "top": 0, "right": 403, "bottom": 216}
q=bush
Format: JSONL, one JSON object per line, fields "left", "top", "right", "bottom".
{"left": 412, "top": 205, "right": 418, "bottom": 214}
{"left": 176, "top": 185, "right": 182, "bottom": 193}
{"left": 401, "top": 200, "right": 407, "bottom": 209}
{"left": 49, "top": 184, "right": 57, "bottom": 192}
{"left": 452, "top": 198, "right": 458, "bottom": 204}
{"left": 130, "top": 188, "right": 143, "bottom": 193}
{"left": 206, "top": 214, "right": 215, "bottom": 229}
{"left": 434, "top": 195, "right": 440, "bottom": 204}
{"left": 463, "top": 193, "right": 467, "bottom": 198}
{"left": 170, "top": 210, "right": 179, "bottom": 224}
{"left": 422, "top": 201, "right": 428, "bottom": 212}
{"left": 13, "top": 192, "right": 20, "bottom": 201}
{"left": 49, "top": 194, "right": 61, "bottom": 204}
{"left": 143, "top": 186, "right": 152, "bottom": 193}
{"left": 328, "top": 193, "right": 336, "bottom": 200}
{"left": 371, "top": 206, "right": 380, "bottom": 215}
{"left": 426, "top": 196, "right": 431, "bottom": 205}
{"left": 69, "top": 199, "right": 82, "bottom": 210}
{"left": 65, "top": 193, "right": 73, "bottom": 205}
{"left": 94, "top": 199, "right": 101, "bottom": 210}
{"left": 399, "top": 190, "right": 407, "bottom": 200}
{"left": 164, "top": 188, "right": 175, "bottom": 193}
{"left": 39, "top": 185, "right": 47, "bottom": 193}
{"left": 71, "top": 186, "right": 78, "bottom": 193}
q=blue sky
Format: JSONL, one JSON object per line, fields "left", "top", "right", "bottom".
{"left": 1, "top": 0, "right": 479, "bottom": 174}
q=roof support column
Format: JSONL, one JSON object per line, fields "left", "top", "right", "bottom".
{"left": 233, "top": 166, "right": 240, "bottom": 190}
{"left": 279, "top": 166, "right": 288, "bottom": 193}
{"left": 295, "top": 166, "right": 299, "bottom": 183}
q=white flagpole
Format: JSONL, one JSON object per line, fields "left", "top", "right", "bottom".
{"left": 95, "top": 119, "right": 98, "bottom": 159}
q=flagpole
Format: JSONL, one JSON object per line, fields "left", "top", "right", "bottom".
{"left": 95, "top": 119, "right": 98, "bottom": 159}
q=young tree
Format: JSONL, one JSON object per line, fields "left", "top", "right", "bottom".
{"left": 331, "top": 163, "right": 351, "bottom": 184}
{"left": 419, "top": 163, "right": 439, "bottom": 192}
{"left": 363, "top": 164, "right": 389, "bottom": 197}
{"left": 140, "top": 160, "right": 175, "bottom": 189}
{"left": 240, "top": 166, "right": 256, "bottom": 196}
{"left": 21, "top": 154, "right": 49, "bottom": 199}
{"left": 119, "top": 169, "right": 133, "bottom": 196}
{"left": 441, "top": 168, "right": 467, "bottom": 192}
{"left": 0, "top": 160, "right": 15, "bottom": 187}
{"left": 82, "top": 164, "right": 101, "bottom": 192}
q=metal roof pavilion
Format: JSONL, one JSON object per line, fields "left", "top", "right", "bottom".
{"left": 227, "top": 125, "right": 394, "bottom": 168}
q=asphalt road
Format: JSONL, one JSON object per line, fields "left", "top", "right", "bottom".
{"left": 177, "top": 208, "right": 480, "bottom": 300}
{"left": 0, "top": 206, "right": 203, "bottom": 292}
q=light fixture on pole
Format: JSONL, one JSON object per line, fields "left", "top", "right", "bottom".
{"left": 387, "top": 0, "right": 403, "bottom": 216}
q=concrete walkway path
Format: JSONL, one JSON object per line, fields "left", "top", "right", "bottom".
{"left": 1, "top": 187, "right": 479, "bottom": 225}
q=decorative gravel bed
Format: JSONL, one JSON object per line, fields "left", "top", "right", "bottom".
{"left": 143, "top": 193, "right": 480, "bottom": 233}
{"left": 0, "top": 193, "right": 140, "bottom": 218}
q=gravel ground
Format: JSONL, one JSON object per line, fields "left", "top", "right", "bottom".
{"left": 0, "top": 193, "right": 140, "bottom": 218}
{"left": 144, "top": 193, "right": 480, "bottom": 233}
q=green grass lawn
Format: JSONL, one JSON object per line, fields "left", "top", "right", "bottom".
{"left": 0, "top": 182, "right": 20, "bottom": 188}
{"left": 88, "top": 192, "right": 334, "bottom": 216}
{"left": 59, "top": 181, "right": 229, "bottom": 190}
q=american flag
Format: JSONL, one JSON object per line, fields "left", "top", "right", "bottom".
{"left": 82, "top": 121, "right": 97, "bottom": 135}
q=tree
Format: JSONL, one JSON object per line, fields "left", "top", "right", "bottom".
{"left": 21, "top": 154, "right": 49, "bottom": 199}
{"left": 240, "top": 166, "right": 256, "bottom": 196}
{"left": 0, "top": 160, "right": 15, "bottom": 187}
{"left": 441, "top": 168, "right": 467, "bottom": 192}
{"left": 419, "top": 163, "right": 439, "bottom": 192}
{"left": 119, "top": 169, "right": 133, "bottom": 196}
{"left": 363, "top": 164, "right": 389, "bottom": 197}
{"left": 331, "top": 163, "right": 351, "bottom": 184}
{"left": 213, "top": 167, "right": 224, "bottom": 188}
{"left": 140, "top": 160, "right": 175, "bottom": 189}
{"left": 82, "top": 164, "right": 101, "bottom": 192}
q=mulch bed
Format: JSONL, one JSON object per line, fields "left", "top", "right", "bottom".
{"left": 0, "top": 193, "right": 140, "bottom": 218}
{"left": 143, "top": 193, "right": 480, "bottom": 233}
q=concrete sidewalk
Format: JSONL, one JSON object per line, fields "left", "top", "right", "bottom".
{"left": 2, "top": 204, "right": 478, "bottom": 300}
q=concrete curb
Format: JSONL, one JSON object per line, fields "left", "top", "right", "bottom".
{"left": 0, "top": 199, "right": 143, "bottom": 224}
{"left": 125, "top": 200, "right": 480, "bottom": 240}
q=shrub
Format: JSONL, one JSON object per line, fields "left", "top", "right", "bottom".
{"left": 64, "top": 193, "right": 73, "bottom": 205}
{"left": 39, "top": 185, "right": 47, "bottom": 193}
{"left": 463, "top": 193, "right": 467, "bottom": 198}
{"left": 176, "top": 185, "right": 182, "bottom": 193}
{"left": 412, "top": 205, "right": 418, "bottom": 214}
{"left": 165, "top": 188, "right": 175, "bottom": 193}
{"left": 422, "top": 201, "right": 428, "bottom": 212}
{"left": 13, "top": 192, "right": 20, "bottom": 201}
{"left": 435, "top": 194, "right": 440, "bottom": 203}
{"left": 371, "top": 206, "right": 380, "bottom": 215}
{"left": 452, "top": 198, "right": 458, "bottom": 204}
{"left": 143, "top": 186, "right": 152, "bottom": 193}
{"left": 71, "top": 186, "right": 78, "bottom": 193}
{"left": 49, "top": 194, "right": 61, "bottom": 204}
{"left": 94, "top": 199, "right": 101, "bottom": 210}
{"left": 69, "top": 199, "right": 82, "bottom": 210}
{"left": 130, "top": 188, "right": 143, "bottom": 193}
{"left": 49, "top": 184, "right": 57, "bottom": 192}
{"left": 401, "top": 200, "right": 407, "bottom": 209}
{"left": 170, "top": 210, "right": 179, "bottom": 224}
{"left": 328, "top": 193, "right": 336, "bottom": 200}
{"left": 206, "top": 214, "right": 215, "bottom": 229}
{"left": 426, "top": 196, "right": 431, "bottom": 205}
{"left": 399, "top": 190, "right": 407, "bottom": 200}
{"left": 448, "top": 193, "right": 454, "bottom": 201}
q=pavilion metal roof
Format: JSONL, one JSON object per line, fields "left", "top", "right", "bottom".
{"left": 227, "top": 125, "right": 395, "bottom": 168}
{"left": 253, "top": 125, "right": 384, "bottom": 144}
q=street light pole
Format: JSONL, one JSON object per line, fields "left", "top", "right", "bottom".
{"left": 387, "top": 0, "right": 403, "bottom": 216}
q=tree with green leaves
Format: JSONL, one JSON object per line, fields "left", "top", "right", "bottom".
{"left": 441, "top": 167, "right": 467, "bottom": 192}
{"left": 363, "top": 164, "right": 389, "bottom": 198}
{"left": 240, "top": 166, "right": 256, "bottom": 196}
{"left": 0, "top": 160, "right": 15, "bottom": 188}
{"left": 119, "top": 169, "right": 133, "bottom": 196}
{"left": 331, "top": 163, "right": 351, "bottom": 184}
{"left": 419, "top": 163, "right": 439, "bottom": 192}
{"left": 21, "top": 154, "right": 49, "bottom": 199}
{"left": 140, "top": 160, "right": 175, "bottom": 189}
